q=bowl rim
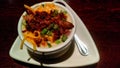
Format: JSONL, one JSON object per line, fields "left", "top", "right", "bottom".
{"left": 18, "top": 2, "right": 75, "bottom": 52}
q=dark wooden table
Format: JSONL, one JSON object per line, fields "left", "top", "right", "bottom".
{"left": 0, "top": 0, "right": 120, "bottom": 68}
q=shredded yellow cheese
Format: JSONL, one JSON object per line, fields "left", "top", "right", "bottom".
{"left": 35, "top": 3, "right": 58, "bottom": 13}
{"left": 20, "top": 37, "right": 26, "bottom": 49}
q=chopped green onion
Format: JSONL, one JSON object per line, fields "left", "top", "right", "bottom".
{"left": 47, "top": 30, "right": 52, "bottom": 36}
{"left": 60, "top": 10, "right": 67, "bottom": 14}
{"left": 62, "top": 18, "right": 66, "bottom": 21}
{"left": 41, "top": 28, "right": 48, "bottom": 35}
{"left": 47, "top": 42, "right": 52, "bottom": 48}
{"left": 63, "top": 11, "right": 67, "bottom": 14}
{"left": 48, "top": 23, "right": 54, "bottom": 29}
{"left": 53, "top": 24, "right": 59, "bottom": 30}
{"left": 61, "top": 34, "right": 67, "bottom": 42}
{"left": 55, "top": 39, "right": 61, "bottom": 44}
{"left": 51, "top": 10, "right": 58, "bottom": 17}
{"left": 22, "top": 20, "right": 27, "bottom": 26}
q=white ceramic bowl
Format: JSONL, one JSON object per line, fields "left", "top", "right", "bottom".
{"left": 18, "top": 2, "right": 75, "bottom": 58}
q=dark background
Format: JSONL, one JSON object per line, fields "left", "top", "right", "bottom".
{"left": 0, "top": 0, "right": 120, "bottom": 68}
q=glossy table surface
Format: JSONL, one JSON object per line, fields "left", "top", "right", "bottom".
{"left": 0, "top": 0, "right": 120, "bottom": 68}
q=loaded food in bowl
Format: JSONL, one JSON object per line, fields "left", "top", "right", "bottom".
{"left": 18, "top": 2, "right": 75, "bottom": 54}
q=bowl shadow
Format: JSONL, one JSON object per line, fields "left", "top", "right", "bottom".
{"left": 27, "top": 40, "right": 75, "bottom": 65}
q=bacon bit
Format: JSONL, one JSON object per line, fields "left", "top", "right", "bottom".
{"left": 41, "top": 40, "right": 47, "bottom": 47}
{"left": 34, "top": 38, "right": 42, "bottom": 47}
{"left": 22, "top": 30, "right": 27, "bottom": 33}
{"left": 65, "top": 30, "right": 71, "bottom": 36}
